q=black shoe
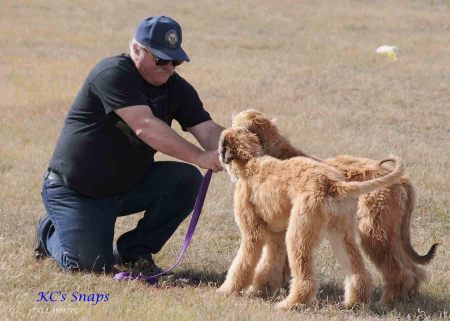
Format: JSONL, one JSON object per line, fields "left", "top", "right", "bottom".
{"left": 113, "top": 248, "right": 163, "bottom": 274}
{"left": 134, "top": 256, "right": 163, "bottom": 275}
{"left": 34, "top": 215, "right": 52, "bottom": 260}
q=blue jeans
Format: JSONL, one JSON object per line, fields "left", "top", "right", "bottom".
{"left": 39, "top": 161, "right": 202, "bottom": 273}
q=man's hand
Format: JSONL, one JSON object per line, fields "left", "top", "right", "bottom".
{"left": 196, "top": 150, "right": 223, "bottom": 173}
{"left": 188, "top": 120, "right": 225, "bottom": 173}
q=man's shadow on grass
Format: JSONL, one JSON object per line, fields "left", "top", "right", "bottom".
{"left": 158, "top": 269, "right": 226, "bottom": 288}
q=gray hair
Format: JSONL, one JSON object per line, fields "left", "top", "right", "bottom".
{"left": 129, "top": 38, "right": 147, "bottom": 61}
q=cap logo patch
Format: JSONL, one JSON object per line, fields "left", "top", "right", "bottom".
{"left": 165, "top": 30, "right": 178, "bottom": 48}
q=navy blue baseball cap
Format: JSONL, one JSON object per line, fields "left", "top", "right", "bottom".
{"left": 135, "top": 16, "right": 190, "bottom": 62}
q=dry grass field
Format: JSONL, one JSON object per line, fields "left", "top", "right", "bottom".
{"left": 0, "top": 0, "right": 449, "bottom": 320}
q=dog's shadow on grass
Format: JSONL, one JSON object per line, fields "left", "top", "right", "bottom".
{"left": 317, "top": 282, "right": 448, "bottom": 318}
{"left": 315, "top": 283, "right": 448, "bottom": 317}
{"left": 367, "top": 287, "right": 449, "bottom": 319}
{"left": 154, "top": 273, "right": 448, "bottom": 318}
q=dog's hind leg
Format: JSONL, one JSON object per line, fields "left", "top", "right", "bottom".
{"left": 328, "top": 219, "right": 372, "bottom": 308}
{"left": 275, "top": 198, "right": 327, "bottom": 310}
{"left": 247, "top": 232, "right": 286, "bottom": 297}
{"left": 358, "top": 185, "right": 429, "bottom": 305}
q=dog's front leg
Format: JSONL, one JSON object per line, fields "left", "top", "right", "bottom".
{"left": 275, "top": 198, "right": 327, "bottom": 310}
{"left": 217, "top": 234, "right": 264, "bottom": 295}
{"left": 217, "top": 184, "right": 265, "bottom": 295}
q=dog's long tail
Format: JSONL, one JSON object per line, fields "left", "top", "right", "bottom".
{"left": 401, "top": 182, "right": 439, "bottom": 265}
{"left": 333, "top": 157, "right": 405, "bottom": 198}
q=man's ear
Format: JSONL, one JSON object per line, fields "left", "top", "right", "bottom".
{"left": 132, "top": 43, "right": 141, "bottom": 55}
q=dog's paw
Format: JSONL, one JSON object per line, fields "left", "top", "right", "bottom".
{"left": 266, "top": 279, "right": 283, "bottom": 295}
{"left": 342, "top": 300, "right": 358, "bottom": 309}
{"left": 274, "top": 300, "right": 291, "bottom": 311}
{"left": 217, "top": 283, "right": 238, "bottom": 296}
{"left": 244, "top": 286, "right": 263, "bottom": 298}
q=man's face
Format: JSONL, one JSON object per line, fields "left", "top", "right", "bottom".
{"left": 136, "top": 48, "right": 176, "bottom": 86}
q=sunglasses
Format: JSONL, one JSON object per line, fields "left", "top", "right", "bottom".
{"left": 144, "top": 48, "right": 183, "bottom": 67}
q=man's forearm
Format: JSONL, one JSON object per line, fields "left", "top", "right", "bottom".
{"left": 136, "top": 117, "right": 203, "bottom": 164}
{"left": 204, "top": 124, "right": 225, "bottom": 151}
{"left": 188, "top": 120, "right": 225, "bottom": 151}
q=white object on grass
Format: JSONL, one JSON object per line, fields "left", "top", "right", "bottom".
{"left": 375, "top": 45, "right": 399, "bottom": 60}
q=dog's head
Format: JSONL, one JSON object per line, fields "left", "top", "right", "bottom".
{"left": 219, "top": 127, "right": 263, "bottom": 178}
{"left": 232, "top": 109, "right": 280, "bottom": 149}
{"left": 232, "top": 109, "right": 309, "bottom": 161}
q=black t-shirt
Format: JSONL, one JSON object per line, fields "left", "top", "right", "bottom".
{"left": 49, "top": 54, "right": 211, "bottom": 197}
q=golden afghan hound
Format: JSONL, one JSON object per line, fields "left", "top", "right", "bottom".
{"left": 232, "top": 109, "right": 438, "bottom": 304}
{"left": 217, "top": 126, "right": 406, "bottom": 310}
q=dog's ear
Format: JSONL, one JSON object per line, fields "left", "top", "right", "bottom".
{"left": 219, "top": 129, "right": 241, "bottom": 164}
{"left": 248, "top": 115, "right": 279, "bottom": 142}
{"left": 220, "top": 127, "right": 263, "bottom": 163}
{"left": 236, "top": 130, "right": 263, "bottom": 161}
{"left": 231, "top": 109, "right": 249, "bottom": 128}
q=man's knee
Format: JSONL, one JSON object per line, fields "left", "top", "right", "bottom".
{"left": 174, "top": 163, "right": 202, "bottom": 192}
{"left": 59, "top": 250, "right": 113, "bottom": 273}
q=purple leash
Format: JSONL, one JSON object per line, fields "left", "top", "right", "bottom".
{"left": 114, "top": 169, "right": 213, "bottom": 284}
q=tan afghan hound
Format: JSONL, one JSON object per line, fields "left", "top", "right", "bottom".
{"left": 217, "top": 126, "right": 406, "bottom": 310}
{"left": 232, "top": 109, "right": 438, "bottom": 304}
